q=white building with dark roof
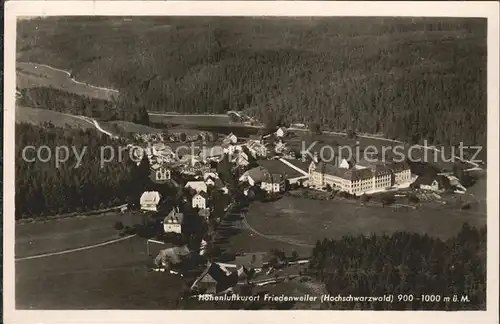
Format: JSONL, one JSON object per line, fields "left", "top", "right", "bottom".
{"left": 308, "top": 156, "right": 411, "bottom": 195}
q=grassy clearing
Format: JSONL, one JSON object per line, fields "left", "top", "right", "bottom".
{"left": 149, "top": 114, "right": 232, "bottom": 127}
{"left": 16, "top": 236, "right": 185, "bottom": 309}
{"left": 16, "top": 106, "right": 93, "bottom": 129}
{"left": 101, "top": 120, "right": 165, "bottom": 135}
{"left": 245, "top": 196, "right": 486, "bottom": 244}
{"left": 15, "top": 211, "right": 143, "bottom": 257}
{"left": 16, "top": 62, "right": 117, "bottom": 101}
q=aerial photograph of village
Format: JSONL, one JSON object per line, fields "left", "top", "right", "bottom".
{"left": 14, "top": 16, "right": 487, "bottom": 310}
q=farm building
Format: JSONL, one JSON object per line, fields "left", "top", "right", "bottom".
{"left": 163, "top": 207, "right": 184, "bottom": 234}
{"left": 239, "top": 166, "right": 270, "bottom": 186}
{"left": 185, "top": 181, "right": 208, "bottom": 193}
{"left": 140, "top": 191, "right": 161, "bottom": 212}
{"left": 154, "top": 245, "right": 191, "bottom": 269}
{"left": 414, "top": 174, "right": 450, "bottom": 192}
{"left": 231, "top": 150, "right": 250, "bottom": 167}
{"left": 246, "top": 140, "right": 268, "bottom": 158}
{"left": 190, "top": 262, "right": 239, "bottom": 294}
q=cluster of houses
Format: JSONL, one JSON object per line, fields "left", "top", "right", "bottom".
{"left": 140, "top": 170, "right": 229, "bottom": 235}
{"left": 134, "top": 131, "right": 215, "bottom": 144}
{"left": 136, "top": 128, "right": 454, "bottom": 204}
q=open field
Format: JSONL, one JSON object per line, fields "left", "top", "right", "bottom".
{"left": 16, "top": 62, "right": 117, "bottom": 101}
{"left": 16, "top": 106, "right": 94, "bottom": 129}
{"left": 16, "top": 211, "right": 143, "bottom": 258}
{"left": 149, "top": 113, "right": 232, "bottom": 127}
{"left": 101, "top": 120, "right": 165, "bottom": 135}
{"left": 244, "top": 196, "right": 486, "bottom": 245}
{"left": 16, "top": 236, "right": 185, "bottom": 309}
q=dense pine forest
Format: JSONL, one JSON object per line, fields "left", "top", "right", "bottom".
{"left": 15, "top": 122, "right": 139, "bottom": 218}
{"left": 17, "top": 17, "right": 487, "bottom": 147}
{"left": 309, "top": 223, "right": 486, "bottom": 310}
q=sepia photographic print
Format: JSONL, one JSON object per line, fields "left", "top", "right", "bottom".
{"left": 3, "top": 2, "right": 499, "bottom": 324}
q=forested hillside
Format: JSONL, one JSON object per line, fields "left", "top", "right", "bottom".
{"left": 18, "top": 87, "right": 150, "bottom": 124}
{"left": 17, "top": 17, "right": 486, "bottom": 147}
{"left": 15, "top": 122, "right": 139, "bottom": 218}
{"left": 309, "top": 223, "right": 486, "bottom": 310}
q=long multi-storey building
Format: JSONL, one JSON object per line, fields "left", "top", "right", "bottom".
{"left": 308, "top": 157, "right": 411, "bottom": 195}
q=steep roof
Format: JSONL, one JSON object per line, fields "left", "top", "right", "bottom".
{"left": 165, "top": 208, "right": 184, "bottom": 224}
{"left": 155, "top": 246, "right": 191, "bottom": 265}
{"left": 193, "top": 191, "right": 209, "bottom": 199}
{"left": 243, "top": 166, "right": 271, "bottom": 183}
{"left": 192, "top": 262, "right": 238, "bottom": 293}
{"left": 185, "top": 181, "right": 208, "bottom": 192}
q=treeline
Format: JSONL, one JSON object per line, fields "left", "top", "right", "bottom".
{"left": 19, "top": 86, "right": 150, "bottom": 125}
{"left": 15, "top": 122, "right": 139, "bottom": 219}
{"left": 309, "top": 223, "right": 486, "bottom": 310}
{"left": 18, "top": 17, "right": 486, "bottom": 147}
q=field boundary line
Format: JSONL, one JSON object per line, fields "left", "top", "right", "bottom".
{"left": 15, "top": 234, "right": 137, "bottom": 262}
{"left": 18, "top": 61, "right": 119, "bottom": 93}
{"left": 16, "top": 203, "right": 128, "bottom": 225}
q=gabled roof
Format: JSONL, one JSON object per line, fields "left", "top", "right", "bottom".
{"left": 192, "top": 262, "right": 238, "bottom": 293}
{"left": 193, "top": 191, "right": 209, "bottom": 199}
{"left": 140, "top": 191, "right": 161, "bottom": 205}
{"left": 156, "top": 246, "right": 191, "bottom": 265}
{"left": 165, "top": 208, "right": 184, "bottom": 224}
{"left": 185, "top": 181, "right": 208, "bottom": 192}
{"left": 242, "top": 166, "right": 270, "bottom": 183}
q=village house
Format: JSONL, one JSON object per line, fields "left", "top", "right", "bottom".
{"left": 205, "top": 177, "right": 216, "bottom": 186}
{"left": 203, "top": 172, "right": 219, "bottom": 181}
{"left": 246, "top": 140, "right": 268, "bottom": 158}
{"left": 149, "top": 166, "right": 171, "bottom": 184}
{"left": 231, "top": 150, "right": 250, "bottom": 167}
{"left": 415, "top": 175, "right": 449, "bottom": 192}
{"left": 192, "top": 192, "right": 208, "bottom": 209}
{"left": 163, "top": 207, "right": 184, "bottom": 234}
{"left": 185, "top": 181, "right": 208, "bottom": 193}
{"left": 261, "top": 173, "right": 286, "bottom": 193}
{"left": 239, "top": 166, "right": 270, "bottom": 186}
{"left": 274, "top": 139, "right": 287, "bottom": 154}
{"left": 190, "top": 262, "right": 239, "bottom": 294}
{"left": 308, "top": 156, "right": 412, "bottom": 195}
{"left": 140, "top": 191, "right": 161, "bottom": 212}
{"left": 222, "top": 133, "right": 238, "bottom": 146}
{"left": 275, "top": 127, "right": 287, "bottom": 138}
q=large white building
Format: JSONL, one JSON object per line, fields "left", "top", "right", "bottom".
{"left": 308, "top": 157, "right": 411, "bottom": 195}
